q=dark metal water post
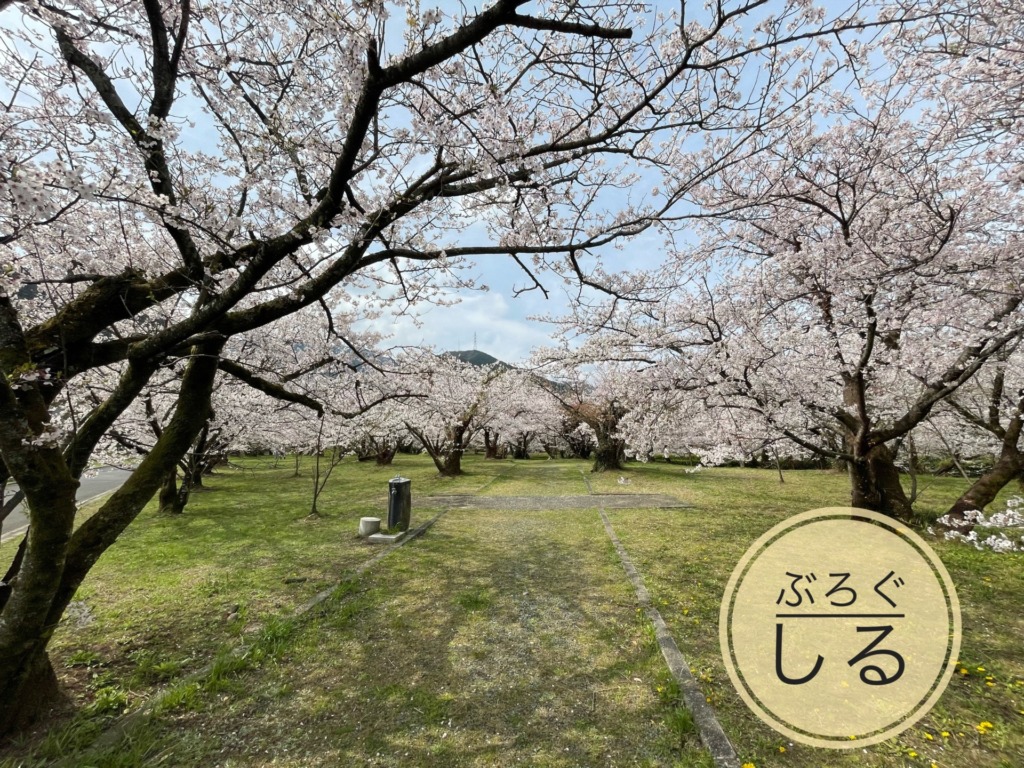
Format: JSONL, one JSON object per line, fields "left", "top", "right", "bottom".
{"left": 387, "top": 476, "right": 411, "bottom": 532}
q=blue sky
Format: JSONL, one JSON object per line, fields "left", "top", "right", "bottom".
{"left": 366, "top": 222, "right": 672, "bottom": 364}
{"left": 1, "top": 0, "right": 849, "bottom": 365}
{"left": 357, "top": 1, "right": 680, "bottom": 363}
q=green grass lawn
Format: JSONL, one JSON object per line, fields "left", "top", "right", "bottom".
{"left": 595, "top": 463, "right": 1024, "bottom": 768}
{"left": 0, "top": 455, "right": 1020, "bottom": 767}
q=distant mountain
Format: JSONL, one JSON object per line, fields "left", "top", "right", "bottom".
{"left": 446, "top": 349, "right": 573, "bottom": 395}
{"left": 447, "top": 349, "right": 505, "bottom": 367}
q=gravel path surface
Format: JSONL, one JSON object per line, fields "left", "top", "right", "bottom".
{"left": 423, "top": 494, "right": 692, "bottom": 510}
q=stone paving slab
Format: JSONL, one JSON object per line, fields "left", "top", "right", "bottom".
{"left": 421, "top": 493, "right": 692, "bottom": 510}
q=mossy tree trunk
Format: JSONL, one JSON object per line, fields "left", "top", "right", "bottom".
{"left": 440, "top": 422, "right": 466, "bottom": 476}
{"left": 158, "top": 468, "right": 187, "bottom": 514}
{"left": 483, "top": 428, "right": 500, "bottom": 460}
{"left": 375, "top": 445, "right": 397, "bottom": 465}
{"left": 847, "top": 443, "right": 914, "bottom": 520}
{"left": 511, "top": 433, "right": 532, "bottom": 460}
{"left": 0, "top": 339, "right": 222, "bottom": 736}
{"left": 942, "top": 411, "right": 1023, "bottom": 530}
{"left": 406, "top": 421, "right": 470, "bottom": 477}
{"left": 589, "top": 405, "right": 626, "bottom": 473}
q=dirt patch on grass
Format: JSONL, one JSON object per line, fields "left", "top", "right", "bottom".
{"left": 424, "top": 494, "right": 691, "bottom": 510}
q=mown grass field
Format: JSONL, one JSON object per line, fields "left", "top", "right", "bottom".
{"left": 0, "top": 454, "right": 1020, "bottom": 767}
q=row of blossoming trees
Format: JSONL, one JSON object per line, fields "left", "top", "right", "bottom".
{"left": 89, "top": 342, "right": 598, "bottom": 503}
{"left": 540, "top": 2, "right": 1024, "bottom": 530}
{"left": 1, "top": 0, "right": 1023, "bottom": 735}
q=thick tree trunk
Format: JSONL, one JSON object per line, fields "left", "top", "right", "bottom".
{"left": 6, "top": 653, "right": 66, "bottom": 733}
{"left": 421, "top": 445, "right": 463, "bottom": 476}
{"left": 483, "top": 428, "right": 499, "bottom": 460}
{"left": 848, "top": 443, "right": 913, "bottom": 520}
{"left": 158, "top": 470, "right": 185, "bottom": 514}
{"left": 375, "top": 446, "right": 396, "bottom": 466}
{"left": 0, "top": 483, "right": 76, "bottom": 736}
{"left": 942, "top": 432, "right": 1022, "bottom": 531}
{"left": 441, "top": 448, "right": 463, "bottom": 476}
{"left": 407, "top": 425, "right": 464, "bottom": 477}
{"left": 512, "top": 434, "right": 530, "bottom": 460}
{"left": 591, "top": 440, "right": 624, "bottom": 472}
{"left": 591, "top": 430, "right": 625, "bottom": 473}
{"left": 438, "top": 423, "right": 467, "bottom": 477}
{"left": 0, "top": 340, "right": 222, "bottom": 737}
{"left": 591, "top": 411, "right": 625, "bottom": 473}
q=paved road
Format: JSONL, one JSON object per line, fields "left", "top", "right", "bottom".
{"left": 1, "top": 468, "right": 131, "bottom": 543}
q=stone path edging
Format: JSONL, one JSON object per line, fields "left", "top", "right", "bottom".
{"left": 582, "top": 472, "right": 741, "bottom": 768}
{"left": 65, "top": 510, "right": 448, "bottom": 763}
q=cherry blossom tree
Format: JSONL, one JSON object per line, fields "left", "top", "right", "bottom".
{"left": 401, "top": 352, "right": 504, "bottom": 476}
{"left": 928, "top": 342, "right": 1024, "bottom": 525}
{"left": 533, "top": 352, "right": 642, "bottom": 472}
{"left": 568, "top": 96, "right": 1024, "bottom": 514}
{"left": 617, "top": 376, "right": 785, "bottom": 469}
{"left": 0, "top": 0, "right": 936, "bottom": 734}
{"left": 349, "top": 382, "right": 414, "bottom": 466}
{"left": 694, "top": 110, "right": 1024, "bottom": 519}
{"left": 478, "top": 367, "right": 562, "bottom": 460}
{"left": 81, "top": 303, "right": 388, "bottom": 513}
{"left": 547, "top": 416, "right": 596, "bottom": 460}
{"left": 888, "top": 0, "right": 1024, "bottom": 162}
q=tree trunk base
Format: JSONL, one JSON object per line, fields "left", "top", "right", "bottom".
{"left": 938, "top": 500, "right": 981, "bottom": 534}
{"left": 3, "top": 653, "right": 68, "bottom": 737}
{"left": 591, "top": 442, "right": 625, "bottom": 473}
{"left": 849, "top": 444, "right": 913, "bottom": 521}
{"left": 939, "top": 450, "right": 1022, "bottom": 532}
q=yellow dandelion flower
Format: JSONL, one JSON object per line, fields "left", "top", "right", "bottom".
{"left": 778, "top": 746, "right": 786, "bottom": 753}
{"left": 742, "top": 763, "right": 756, "bottom": 768}
{"left": 923, "top": 732, "right": 934, "bottom": 740}
{"left": 909, "top": 751, "right": 918, "bottom": 758}
{"left": 941, "top": 731, "right": 950, "bottom": 738}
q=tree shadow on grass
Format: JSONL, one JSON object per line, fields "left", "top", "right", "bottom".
{"left": 132, "top": 507, "right": 699, "bottom": 766}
